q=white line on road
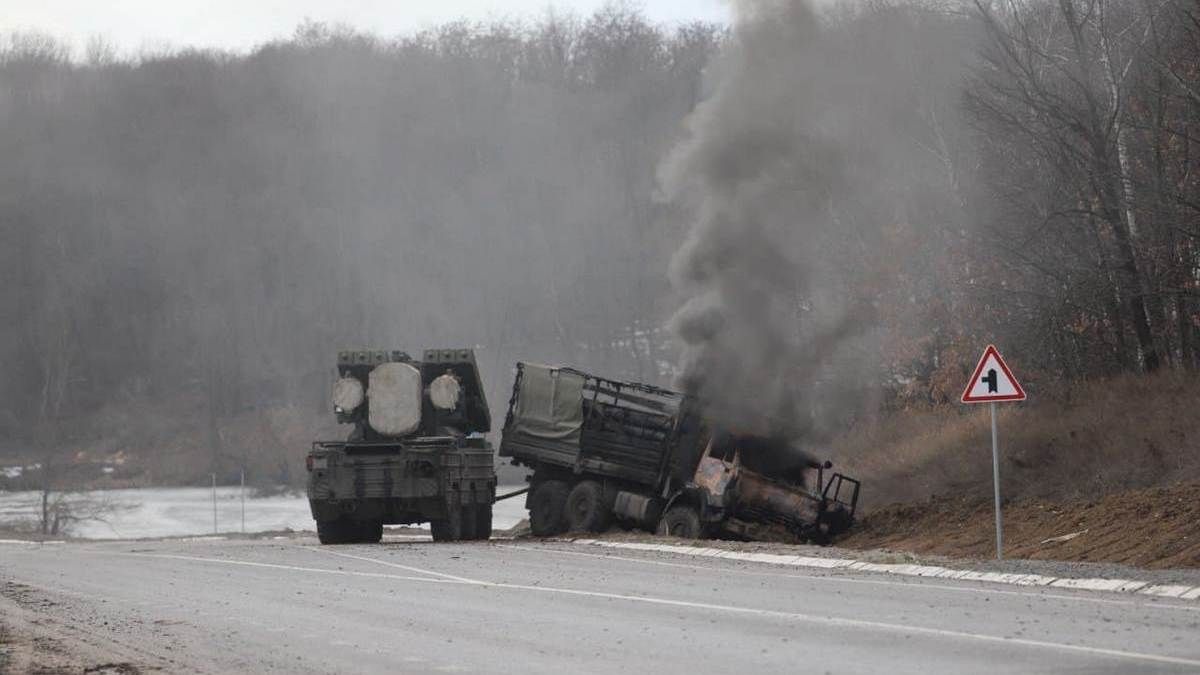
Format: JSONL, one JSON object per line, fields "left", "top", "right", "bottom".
{"left": 203, "top": 548, "right": 1200, "bottom": 670}
{"left": 307, "top": 547, "right": 482, "bottom": 584}
{"left": 496, "top": 543, "right": 1200, "bottom": 613}
{"left": 120, "top": 552, "right": 465, "bottom": 585}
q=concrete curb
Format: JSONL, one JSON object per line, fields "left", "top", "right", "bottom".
{"left": 569, "top": 539, "right": 1200, "bottom": 601}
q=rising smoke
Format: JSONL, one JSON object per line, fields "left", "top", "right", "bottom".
{"left": 661, "top": 0, "right": 869, "bottom": 445}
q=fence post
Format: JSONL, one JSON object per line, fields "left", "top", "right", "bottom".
{"left": 211, "top": 473, "right": 218, "bottom": 534}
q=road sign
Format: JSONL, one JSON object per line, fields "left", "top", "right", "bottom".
{"left": 961, "top": 344, "right": 1026, "bottom": 403}
{"left": 960, "top": 344, "right": 1026, "bottom": 562}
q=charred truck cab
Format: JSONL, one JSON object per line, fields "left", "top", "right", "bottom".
{"left": 306, "top": 349, "right": 496, "bottom": 544}
{"left": 498, "top": 362, "right": 859, "bottom": 543}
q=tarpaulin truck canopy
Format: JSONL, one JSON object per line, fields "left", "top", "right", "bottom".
{"left": 510, "top": 363, "right": 584, "bottom": 443}
{"left": 500, "top": 363, "right": 690, "bottom": 488}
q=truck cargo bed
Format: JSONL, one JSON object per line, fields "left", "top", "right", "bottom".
{"left": 498, "top": 364, "right": 690, "bottom": 489}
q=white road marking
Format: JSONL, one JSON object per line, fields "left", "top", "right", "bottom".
{"left": 192, "top": 548, "right": 1200, "bottom": 669}
{"left": 45, "top": 547, "right": 1200, "bottom": 669}
{"left": 307, "top": 548, "right": 480, "bottom": 584}
{"left": 496, "top": 543, "right": 1200, "bottom": 613}
{"left": 119, "top": 552, "right": 466, "bottom": 585}
{"left": 570, "top": 539, "right": 1200, "bottom": 602}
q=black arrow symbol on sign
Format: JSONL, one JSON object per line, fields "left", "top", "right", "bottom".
{"left": 981, "top": 368, "right": 998, "bottom": 393}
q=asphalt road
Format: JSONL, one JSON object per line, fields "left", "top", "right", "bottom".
{"left": 3, "top": 536, "right": 1199, "bottom": 674}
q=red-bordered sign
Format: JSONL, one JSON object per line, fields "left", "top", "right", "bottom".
{"left": 961, "top": 344, "right": 1026, "bottom": 403}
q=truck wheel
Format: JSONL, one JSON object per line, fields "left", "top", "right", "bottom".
{"left": 317, "top": 518, "right": 349, "bottom": 545}
{"left": 474, "top": 504, "right": 493, "bottom": 540}
{"left": 358, "top": 520, "right": 383, "bottom": 544}
{"left": 529, "top": 480, "right": 569, "bottom": 537}
{"left": 461, "top": 504, "right": 479, "bottom": 541}
{"left": 657, "top": 505, "right": 703, "bottom": 539}
{"left": 431, "top": 506, "right": 464, "bottom": 542}
{"left": 565, "top": 480, "right": 612, "bottom": 533}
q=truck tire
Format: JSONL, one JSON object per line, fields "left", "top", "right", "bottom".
{"left": 565, "top": 480, "right": 612, "bottom": 533}
{"left": 461, "top": 504, "right": 479, "bottom": 541}
{"left": 357, "top": 520, "right": 383, "bottom": 544}
{"left": 473, "top": 504, "right": 493, "bottom": 540}
{"left": 431, "top": 505, "right": 464, "bottom": 542}
{"left": 317, "top": 518, "right": 350, "bottom": 545}
{"left": 529, "top": 480, "right": 569, "bottom": 537}
{"left": 657, "top": 505, "right": 703, "bottom": 539}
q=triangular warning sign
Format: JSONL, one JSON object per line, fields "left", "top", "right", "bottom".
{"left": 961, "top": 344, "right": 1026, "bottom": 403}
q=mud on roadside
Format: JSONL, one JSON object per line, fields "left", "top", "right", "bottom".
{"left": 838, "top": 482, "right": 1200, "bottom": 570}
{"left": 0, "top": 581, "right": 142, "bottom": 675}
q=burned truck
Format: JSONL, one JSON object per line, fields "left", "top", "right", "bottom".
{"left": 306, "top": 349, "right": 496, "bottom": 544}
{"left": 498, "top": 363, "right": 859, "bottom": 542}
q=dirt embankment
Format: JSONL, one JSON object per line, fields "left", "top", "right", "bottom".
{"left": 835, "top": 371, "right": 1200, "bottom": 511}
{"left": 838, "top": 482, "right": 1200, "bottom": 569}
{"left": 824, "top": 371, "right": 1200, "bottom": 569}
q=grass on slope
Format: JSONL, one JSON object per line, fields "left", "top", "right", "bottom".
{"left": 834, "top": 371, "right": 1200, "bottom": 510}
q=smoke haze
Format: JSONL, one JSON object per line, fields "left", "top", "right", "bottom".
{"left": 662, "top": 0, "right": 867, "bottom": 442}
{"left": 5, "top": 0, "right": 1198, "bottom": 492}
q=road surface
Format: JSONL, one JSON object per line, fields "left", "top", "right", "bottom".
{"left": 2, "top": 536, "right": 1199, "bottom": 673}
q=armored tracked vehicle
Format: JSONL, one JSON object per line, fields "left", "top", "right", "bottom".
{"left": 306, "top": 349, "right": 496, "bottom": 544}
{"left": 498, "top": 362, "right": 859, "bottom": 542}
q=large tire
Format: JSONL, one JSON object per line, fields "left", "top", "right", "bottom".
{"left": 431, "top": 505, "right": 464, "bottom": 542}
{"left": 565, "top": 480, "right": 612, "bottom": 533}
{"left": 657, "top": 505, "right": 703, "bottom": 539}
{"left": 474, "top": 504, "right": 493, "bottom": 540}
{"left": 316, "top": 518, "right": 350, "bottom": 545}
{"left": 461, "top": 504, "right": 479, "bottom": 541}
{"left": 357, "top": 520, "right": 383, "bottom": 544}
{"left": 528, "top": 480, "right": 569, "bottom": 537}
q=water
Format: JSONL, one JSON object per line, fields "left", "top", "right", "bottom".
{"left": 0, "top": 486, "right": 528, "bottom": 540}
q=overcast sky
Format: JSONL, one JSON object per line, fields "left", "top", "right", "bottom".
{"left": 2, "top": 1, "right": 731, "bottom": 55}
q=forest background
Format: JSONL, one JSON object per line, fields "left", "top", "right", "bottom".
{"left": 2, "top": 0, "right": 1197, "bottom": 510}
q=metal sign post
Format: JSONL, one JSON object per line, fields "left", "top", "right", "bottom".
{"left": 961, "top": 345, "right": 1026, "bottom": 561}
{"left": 990, "top": 402, "right": 1002, "bottom": 559}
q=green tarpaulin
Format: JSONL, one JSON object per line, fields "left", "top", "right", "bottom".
{"left": 512, "top": 363, "right": 584, "bottom": 443}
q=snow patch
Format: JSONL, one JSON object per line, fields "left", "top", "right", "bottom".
{"left": 569, "top": 539, "right": 1199, "bottom": 602}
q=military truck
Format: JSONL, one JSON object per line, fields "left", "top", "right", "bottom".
{"left": 498, "top": 362, "right": 859, "bottom": 542}
{"left": 305, "top": 349, "right": 496, "bottom": 544}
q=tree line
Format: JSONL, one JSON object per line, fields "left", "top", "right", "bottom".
{"left": 0, "top": 1, "right": 1196, "bottom": 487}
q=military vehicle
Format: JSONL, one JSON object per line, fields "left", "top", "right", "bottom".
{"left": 306, "top": 349, "right": 496, "bottom": 544}
{"left": 498, "top": 362, "right": 859, "bottom": 542}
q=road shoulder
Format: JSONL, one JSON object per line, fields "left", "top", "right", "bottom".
{"left": 563, "top": 535, "right": 1200, "bottom": 601}
{"left": 0, "top": 580, "right": 147, "bottom": 675}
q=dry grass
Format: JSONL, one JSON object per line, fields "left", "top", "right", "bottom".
{"left": 839, "top": 482, "right": 1200, "bottom": 568}
{"left": 834, "top": 371, "right": 1200, "bottom": 510}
